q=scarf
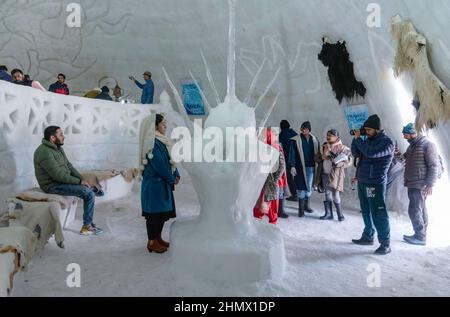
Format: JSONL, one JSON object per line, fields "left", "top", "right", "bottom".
{"left": 155, "top": 130, "right": 177, "bottom": 173}
{"left": 328, "top": 140, "right": 345, "bottom": 156}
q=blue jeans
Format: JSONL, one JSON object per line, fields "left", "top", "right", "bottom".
{"left": 47, "top": 184, "right": 95, "bottom": 227}
{"left": 297, "top": 166, "right": 314, "bottom": 199}
{"left": 357, "top": 183, "right": 390, "bottom": 245}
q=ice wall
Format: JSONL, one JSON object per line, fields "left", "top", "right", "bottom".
{"left": 0, "top": 80, "right": 182, "bottom": 205}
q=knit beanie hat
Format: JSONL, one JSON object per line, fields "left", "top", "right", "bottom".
{"left": 301, "top": 121, "right": 312, "bottom": 131}
{"left": 402, "top": 123, "right": 416, "bottom": 134}
{"left": 363, "top": 115, "right": 381, "bottom": 130}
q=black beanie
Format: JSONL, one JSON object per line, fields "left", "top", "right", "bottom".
{"left": 301, "top": 121, "right": 312, "bottom": 131}
{"left": 363, "top": 115, "right": 381, "bottom": 130}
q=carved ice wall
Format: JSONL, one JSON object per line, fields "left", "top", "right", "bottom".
{"left": 0, "top": 81, "right": 181, "bottom": 204}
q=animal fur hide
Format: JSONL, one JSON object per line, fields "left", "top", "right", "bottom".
{"left": 318, "top": 37, "right": 366, "bottom": 104}
{"left": 0, "top": 227, "right": 37, "bottom": 296}
{"left": 390, "top": 15, "right": 450, "bottom": 131}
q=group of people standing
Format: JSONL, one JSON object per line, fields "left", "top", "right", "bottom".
{"left": 252, "top": 114, "right": 441, "bottom": 256}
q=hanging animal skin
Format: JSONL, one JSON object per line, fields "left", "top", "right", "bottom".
{"left": 390, "top": 15, "right": 450, "bottom": 131}
{"left": 318, "top": 37, "right": 366, "bottom": 104}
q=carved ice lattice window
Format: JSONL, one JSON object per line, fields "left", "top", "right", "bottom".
{"left": 118, "top": 108, "right": 144, "bottom": 138}
{"left": 0, "top": 92, "right": 19, "bottom": 134}
{"left": 62, "top": 103, "right": 86, "bottom": 135}
{"left": 28, "top": 98, "right": 52, "bottom": 135}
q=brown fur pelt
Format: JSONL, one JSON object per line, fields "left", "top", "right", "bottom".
{"left": 390, "top": 15, "right": 450, "bottom": 131}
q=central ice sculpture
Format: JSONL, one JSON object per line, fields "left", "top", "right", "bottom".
{"left": 168, "top": 0, "right": 285, "bottom": 286}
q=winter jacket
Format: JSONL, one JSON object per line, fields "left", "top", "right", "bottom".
{"left": 14, "top": 79, "right": 46, "bottom": 91}
{"left": 95, "top": 92, "right": 113, "bottom": 101}
{"left": 134, "top": 79, "right": 155, "bottom": 104}
{"left": 288, "top": 133, "right": 321, "bottom": 190}
{"left": 34, "top": 140, "right": 83, "bottom": 192}
{"left": 0, "top": 70, "right": 12, "bottom": 82}
{"left": 351, "top": 131, "right": 394, "bottom": 185}
{"left": 315, "top": 142, "right": 353, "bottom": 192}
{"left": 49, "top": 82, "right": 70, "bottom": 95}
{"left": 279, "top": 128, "right": 298, "bottom": 161}
{"left": 403, "top": 135, "right": 439, "bottom": 189}
{"left": 141, "top": 139, "right": 180, "bottom": 214}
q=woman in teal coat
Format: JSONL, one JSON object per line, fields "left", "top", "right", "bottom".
{"left": 141, "top": 114, "right": 180, "bottom": 253}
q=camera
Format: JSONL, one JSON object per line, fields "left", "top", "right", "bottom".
{"left": 350, "top": 127, "right": 367, "bottom": 136}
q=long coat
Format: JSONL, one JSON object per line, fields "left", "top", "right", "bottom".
{"left": 288, "top": 133, "right": 321, "bottom": 191}
{"left": 315, "top": 145, "right": 353, "bottom": 192}
{"left": 141, "top": 139, "right": 180, "bottom": 215}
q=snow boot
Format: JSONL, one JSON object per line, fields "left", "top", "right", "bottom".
{"left": 278, "top": 199, "right": 289, "bottom": 219}
{"left": 305, "top": 197, "right": 314, "bottom": 213}
{"left": 334, "top": 202, "right": 345, "bottom": 221}
{"left": 320, "top": 201, "right": 334, "bottom": 220}
{"left": 147, "top": 239, "right": 167, "bottom": 254}
{"left": 157, "top": 234, "right": 170, "bottom": 248}
{"left": 352, "top": 234, "right": 374, "bottom": 246}
{"left": 298, "top": 198, "right": 306, "bottom": 217}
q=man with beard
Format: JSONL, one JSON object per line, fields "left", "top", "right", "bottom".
{"left": 351, "top": 115, "right": 394, "bottom": 255}
{"left": 401, "top": 123, "right": 439, "bottom": 246}
{"left": 34, "top": 126, "right": 103, "bottom": 236}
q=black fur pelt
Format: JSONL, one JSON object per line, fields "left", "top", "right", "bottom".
{"left": 318, "top": 38, "right": 366, "bottom": 104}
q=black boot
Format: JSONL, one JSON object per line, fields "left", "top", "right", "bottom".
{"left": 278, "top": 199, "right": 289, "bottom": 219}
{"left": 320, "top": 201, "right": 334, "bottom": 220}
{"left": 334, "top": 202, "right": 345, "bottom": 221}
{"left": 298, "top": 198, "right": 306, "bottom": 217}
{"left": 305, "top": 197, "right": 314, "bottom": 213}
{"left": 352, "top": 234, "right": 374, "bottom": 246}
{"left": 375, "top": 242, "right": 391, "bottom": 255}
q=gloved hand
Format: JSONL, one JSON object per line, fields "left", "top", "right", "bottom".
{"left": 291, "top": 167, "right": 297, "bottom": 177}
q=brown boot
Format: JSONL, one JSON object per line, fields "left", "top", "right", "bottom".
{"left": 147, "top": 239, "right": 168, "bottom": 254}
{"left": 157, "top": 234, "right": 170, "bottom": 248}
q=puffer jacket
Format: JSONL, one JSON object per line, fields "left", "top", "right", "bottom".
{"left": 404, "top": 135, "right": 439, "bottom": 189}
{"left": 34, "top": 139, "right": 82, "bottom": 192}
{"left": 351, "top": 131, "right": 394, "bottom": 185}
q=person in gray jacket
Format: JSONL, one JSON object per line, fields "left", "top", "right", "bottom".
{"left": 401, "top": 123, "right": 439, "bottom": 246}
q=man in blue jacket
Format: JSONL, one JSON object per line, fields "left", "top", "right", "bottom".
{"left": 130, "top": 71, "right": 155, "bottom": 104}
{"left": 351, "top": 114, "right": 394, "bottom": 255}
{"left": 0, "top": 65, "right": 12, "bottom": 82}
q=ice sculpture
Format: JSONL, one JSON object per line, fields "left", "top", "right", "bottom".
{"left": 168, "top": 0, "right": 286, "bottom": 286}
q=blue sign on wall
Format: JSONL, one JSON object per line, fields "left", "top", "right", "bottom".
{"left": 344, "top": 104, "right": 369, "bottom": 130}
{"left": 181, "top": 80, "right": 205, "bottom": 116}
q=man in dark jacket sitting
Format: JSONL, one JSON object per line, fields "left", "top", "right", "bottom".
{"left": 95, "top": 86, "right": 113, "bottom": 101}
{"left": 34, "top": 126, "right": 103, "bottom": 236}
{"left": 351, "top": 115, "right": 394, "bottom": 255}
{"left": 401, "top": 123, "right": 439, "bottom": 246}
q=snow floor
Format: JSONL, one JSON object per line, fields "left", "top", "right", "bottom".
{"left": 11, "top": 183, "right": 450, "bottom": 297}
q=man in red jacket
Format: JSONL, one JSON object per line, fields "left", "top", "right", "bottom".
{"left": 49, "top": 73, "right": 70, "bottom": 95}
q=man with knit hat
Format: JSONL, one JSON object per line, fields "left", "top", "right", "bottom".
{"left": 288, "top": 121, "right": 321, "bottom": 217}
{"left": 351, "top": 114, "right": 395, "bottom": 255}
{"left": 401, "top": 123, "right": 439, "bottom": 246}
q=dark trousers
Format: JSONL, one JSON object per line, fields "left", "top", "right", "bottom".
{"left": 407, "top": 188, "right": 428, "bottom": 240}
{"left": 145, "top": 216, "right": 166, "bottom": 241}
{"left": 358, "top": 183, "right": 390, "bottom": 245}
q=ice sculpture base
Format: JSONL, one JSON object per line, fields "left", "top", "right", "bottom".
{"left": 169, "top": 219, "right": 285, "bottom": 286}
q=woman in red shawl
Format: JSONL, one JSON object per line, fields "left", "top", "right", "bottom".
{"left": 253, "top": 128, "right": 287, "bottom": 225}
